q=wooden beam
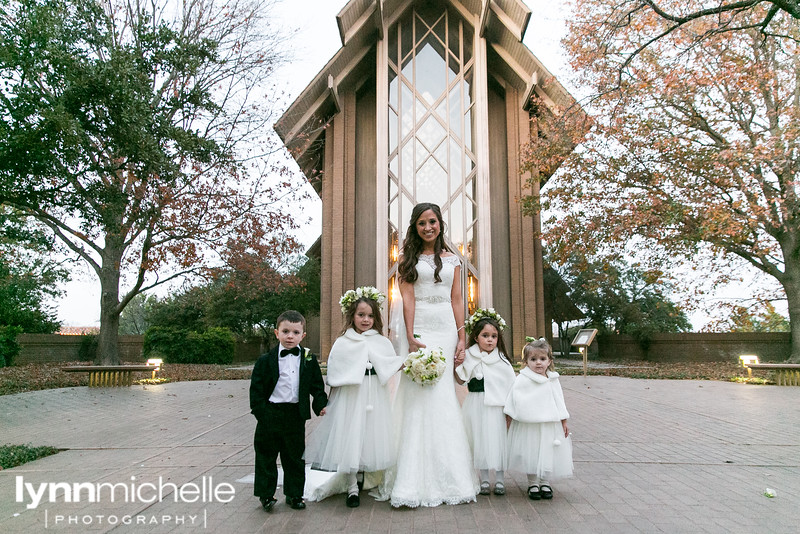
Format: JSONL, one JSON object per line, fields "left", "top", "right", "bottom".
{"left": 336, "top": 13, "right": 347, "bottom": 47}
{"left": 340, "top": 2, "right": 378, "bottom": 47}
{"left": 474, "top": 23, "right": 494, "bottom": 306}
{"left": 374, "top": 0, "right": 384, "bottom": 41}
{"left": 479, "top": 0, "right": 491, "bottom": 39}
{"left": 522, "top": 71, "right": 539, "bottom": 111}
{"left": 328, "top": 74, "right": 341, "bottom": 115}
{"left": 489, "top": 1, "right": 525, "bottom": 42}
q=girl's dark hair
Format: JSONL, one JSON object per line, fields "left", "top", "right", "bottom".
{"left": 522, "top": 338, "right": 555, "bottom": 371}
{"left": 467, "top": 317, "right": 511, "bottom": 365}
{"left": 341, "top": 297, "right": 384, "bottom": 335}
{"left": 398, "top": 203, "right": 449, "bottom": 284}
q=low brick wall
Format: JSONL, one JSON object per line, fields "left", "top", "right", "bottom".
{"left": 18, "top": 331, "right": 790, "bottom": 365}
{"left": 15, "top": 334, "right": 269, "bottom": 365}
{"left": 596, "top": 332, "right": 792, "bottom": 362}
{"left": 234, "top": 339, "right": 268, "bottom": 363}
{"left": 16, "top": 334, "right": 146, "bottom": 364}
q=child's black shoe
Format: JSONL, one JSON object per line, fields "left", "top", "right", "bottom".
{"left": 260, "top": 496, "right": 277, "bottom": 512}
{"left": 286, "top": 496, "right": 306, "bottom": 510}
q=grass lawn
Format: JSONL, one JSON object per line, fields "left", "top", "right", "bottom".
{"left": 0, "top": 444, "right": 61, "bottom": 470}
{"left": 555, "top": 360, "right": 768, "bottom": 382}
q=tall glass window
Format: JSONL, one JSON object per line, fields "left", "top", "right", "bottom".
{"left": 387, "top": 3, "right": 479, "bottom": 313}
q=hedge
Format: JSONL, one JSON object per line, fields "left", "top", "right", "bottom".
{"left": 143, "top": 326, "right": 235, "bottom": 365}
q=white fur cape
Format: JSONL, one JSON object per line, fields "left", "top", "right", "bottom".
{"left": 326, "top": 328, "right": 403, "bottom": 387}
{"left": 503, "top": 368, "right": 569, "bottom": 424}
{"left": 455, "top": 345, "right": 516, "bottom": 406}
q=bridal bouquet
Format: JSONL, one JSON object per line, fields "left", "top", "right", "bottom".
{"left": 403, "top": 347, "right": 446, "bottom": 386}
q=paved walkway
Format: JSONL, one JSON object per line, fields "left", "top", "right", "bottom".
{"left": 1, "top": 376, "right": 798, "bottom": 533}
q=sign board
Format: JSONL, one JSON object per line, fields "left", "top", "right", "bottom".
{"left": 571, "top": 328, "right": 598, "bottom": 348}
{"left": 570, "top": 328, "right": 598, "bottom": 377}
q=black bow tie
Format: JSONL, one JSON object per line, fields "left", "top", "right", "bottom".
{"left": 280, "top": 347, "right": 300, "bottom": 357}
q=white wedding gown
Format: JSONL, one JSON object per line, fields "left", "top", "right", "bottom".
{"left": 377, "top": 254, "right": 478, "bottom": 507}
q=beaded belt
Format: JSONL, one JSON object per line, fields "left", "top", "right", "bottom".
{"left": 414, "top": 295, "right": 451, "bottom": 304}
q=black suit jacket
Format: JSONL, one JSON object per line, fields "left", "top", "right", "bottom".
{"left": 249, "top": 346, "right": 327, "bottom": 423}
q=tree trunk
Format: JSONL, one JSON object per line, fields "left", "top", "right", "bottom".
{"left": 783, "top": 270, "right": 800, "bottom": 363}
{"left": 557, "top": 321, "right": 571, "bottom": 358}
{"left": 96, "top": 244, "right": 124, "bottom": 365}
{"left": 779, "top": 230, "right": 800, "bottom": 363}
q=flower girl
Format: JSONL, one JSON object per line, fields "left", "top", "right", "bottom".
{"left": 455, "top": 308, "right": 516, "bottom": 496}
{"left": 504, "top": 338, "right": 573, "bottom": 500}
{"left": 304, "top": 287, "right": 403, "bottom": 507}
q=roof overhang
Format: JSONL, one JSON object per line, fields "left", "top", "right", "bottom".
{"left": 275, "top": 0, "right": 579, "bottom": 166}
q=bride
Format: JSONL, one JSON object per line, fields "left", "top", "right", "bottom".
{"left": 379, "top": 202, "right": 478, "bottom": 507}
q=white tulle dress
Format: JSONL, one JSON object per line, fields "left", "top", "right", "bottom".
{"left": 305, "top": 329, "right": 402, "bottom": 474}
{"left": 456, "top": 345, "right": 517, "bottom": 471}
{"left": 504, "top": 368, "right": 574, "bottom": 480}
{"left": 303, "top": 329, "right": 402, "bottom": 502}
{"left": 375, "top": 254, "right": 479, "bottom": 507}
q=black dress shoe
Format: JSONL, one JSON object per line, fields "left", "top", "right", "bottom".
{"left": 286, "top": 496, "right": 306, "bottom": 510}
{"left": 260, "top": 496, "right": 277, "bottom": 512}
{"left": 346, "top": 493, "right": 360, "bottom": 508}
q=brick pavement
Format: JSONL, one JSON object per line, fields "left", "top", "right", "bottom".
{"left": 1, "top": 376, "right": 798, "bottom": 533}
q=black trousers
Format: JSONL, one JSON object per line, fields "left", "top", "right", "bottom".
{"left": 253, "top": 402, "right": 306, "bottom": 499}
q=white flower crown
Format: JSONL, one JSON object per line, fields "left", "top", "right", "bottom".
{"left": 466, "top": 307, "right": 507, "bottom": 335}
{"left": 339, "top": 286, "right": 386, "bottom": 314}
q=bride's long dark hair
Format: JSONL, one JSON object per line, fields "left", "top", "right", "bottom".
{"left": 398, "top": 203, "right": 450, "bottom": 284}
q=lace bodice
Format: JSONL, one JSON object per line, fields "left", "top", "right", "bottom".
{"left": 414, "top": 254, "right": 460, "bottom": 303}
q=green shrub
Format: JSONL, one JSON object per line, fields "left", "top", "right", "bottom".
{"left": 143, "top": 326, "right": 183, "bottom": 359}
{"left": 143, "top": 326, "right": 234, "bottom": 365}
{"left": 77, "top": 334, "right": 98, "bottom": 361}
{"left": 0, "top": 443, "right": 60, "bottom": 469}
{"left": 0, "top": 325, "right": 23, "bottom": 367}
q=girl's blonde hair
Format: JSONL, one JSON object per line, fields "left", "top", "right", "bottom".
{"left": 522, "top": 338, "right": 555, "bottom": 371}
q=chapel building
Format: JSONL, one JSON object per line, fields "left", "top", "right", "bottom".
{"left": 275, "top": 0, "right": 579, "bottom": 358}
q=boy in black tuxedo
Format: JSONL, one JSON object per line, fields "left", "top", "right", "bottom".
{"left": 250, "top": 310, "right": 327, "bottom": 511}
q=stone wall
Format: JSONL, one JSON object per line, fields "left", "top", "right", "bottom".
{"left": 595, "top": 332, "right": 792, "bottom": 362}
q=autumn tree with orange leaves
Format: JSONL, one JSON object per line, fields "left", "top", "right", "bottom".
{"left": 0, "top": 0, "right": 307, "bottom": 364}
{"left": 521, "top": 3, "right": 800, "bottom": 360}
{"left": 591, "top": 1, "right": 799, "bottom": 83}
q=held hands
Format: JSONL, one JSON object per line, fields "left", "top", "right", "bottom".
{"left": 454, "top": 339, "right": 466, "bottom": 366}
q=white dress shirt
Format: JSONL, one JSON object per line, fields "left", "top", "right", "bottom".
{"left": 269, "top": 344, "right": 301, "bottom": 403}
